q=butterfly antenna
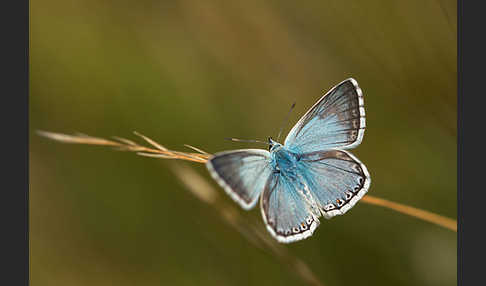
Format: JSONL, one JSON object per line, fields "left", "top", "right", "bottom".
{"left": 225, "top": 138, "right": 270, "bottom": 145}
{"left": 276, "top": 102, "right": 296, "bottom": 142}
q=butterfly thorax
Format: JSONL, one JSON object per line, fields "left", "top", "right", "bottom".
{"left": 269, "top": 142, "right": 299, "bottom": 177}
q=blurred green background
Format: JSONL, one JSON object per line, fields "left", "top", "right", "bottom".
{"left": 30, "top": 0, "right": 456, "bottom": 285}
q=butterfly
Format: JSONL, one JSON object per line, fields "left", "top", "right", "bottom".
{"left": 206, "top": 78, "right": 370, "bottom": 243}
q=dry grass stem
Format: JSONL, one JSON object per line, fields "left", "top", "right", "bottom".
{"left": 361, "top": 195, "right": 457, "bottom": 232}
{"left": 37, "top": 130, "right": 210, "bottom": 163}
{"left": 38, "top": 130, "right": 457, "bottom": 233}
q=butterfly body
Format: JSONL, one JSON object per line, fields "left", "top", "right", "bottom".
{"left": 269, "top": 140, "right": 299, "bottom": 175}
{"left": 207, "top": 78, "right": 370, "bottom": 243}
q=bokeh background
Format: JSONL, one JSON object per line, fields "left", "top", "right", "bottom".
{"left": 30, "top": 0, "right": 457, "bottom": 285}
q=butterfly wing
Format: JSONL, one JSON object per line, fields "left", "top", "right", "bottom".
{"left": 260, "top": 172, "right": 321, "bottom": 243}
{"left": 297, "top": 149, "right": 371, "bottom": 218}
{"left": 206, "top": 149, "right": 272, "bottom": 210}
{"left": 284, "top": 78, "right": 366, "bottom": 153}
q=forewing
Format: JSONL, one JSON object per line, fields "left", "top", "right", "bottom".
{"left": 206, "top": 149, "right": 272, "bottom": 210}
{"left": 284, "top": 78, "right": 366, "bottom": 152}
{"left": 260, "top": 173, "right": 320, "bottom": 243}
{"left": 298, "top": 150, "right": 371, "bottom": 218}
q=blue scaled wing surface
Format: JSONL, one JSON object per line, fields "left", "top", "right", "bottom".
{"left": 206, "top": 149, "right": 272, "bottom": 209}
{"left": 284, "top": 78, "right": 366, "bottom": 153}
{"left": 297, "top": 150, "right": 370, "bottom": 218}
{"left": 260, "top": 171, "right": 321, "bottom": 243}
{"left": 285, "top": 78, "right": 371, "bottom": 219}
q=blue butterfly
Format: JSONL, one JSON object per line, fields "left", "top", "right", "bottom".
{"left": 206, "top": 78, "right": 371, "bottom": 243}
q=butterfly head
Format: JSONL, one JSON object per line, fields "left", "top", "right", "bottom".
{"left": 268, "top": 137, "right": 283, "bottom": 152}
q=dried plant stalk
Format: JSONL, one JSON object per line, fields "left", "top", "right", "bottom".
{"left": 37, "top": 130, "right": 457, "bottom": 233}
{"left": 37, "top": 130, "right": 210, "bottom": 163}
{"left": 361, "top": 196, "right": 457, "bottom": 231}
